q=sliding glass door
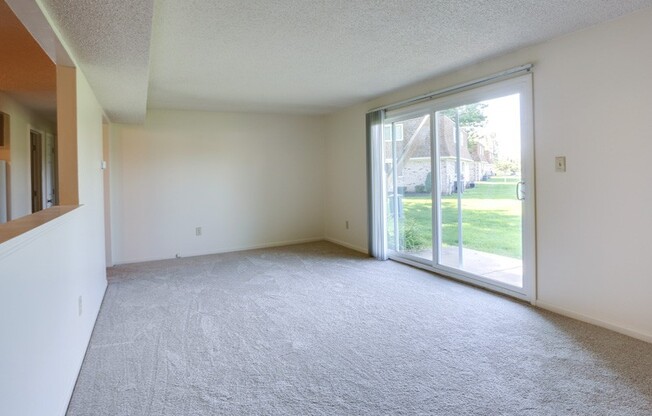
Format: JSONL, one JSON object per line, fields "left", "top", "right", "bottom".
{"left": 383, "top": 75, "right": 535, "bottom": 300}
{"left": 385, "top": 113, "right": 432, "bottom": 261}
{"left": 435, "top": 94, "right": 525, "bottom": 287}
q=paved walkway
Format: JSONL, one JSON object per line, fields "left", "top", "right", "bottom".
{"left": 407, "top": 246, "right": 523, "bottom": 287}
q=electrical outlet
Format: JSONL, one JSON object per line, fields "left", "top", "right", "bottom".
{"left": 195, "top": 227, "right": 202, "bottom": 236}
{"left": 555, "top": 156, "right": 566, "bottom": 172}
{"left": 345, "top": 220, "right": 349, "bottom": 230}
{"left": 78, "top": 296, "right": 83, "bottom": 316}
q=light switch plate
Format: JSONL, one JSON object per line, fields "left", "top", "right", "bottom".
{"left": 555, "top": 156, "right": 566, "bottom": 172}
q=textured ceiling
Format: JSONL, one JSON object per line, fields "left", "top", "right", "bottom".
{"left": 37, "top": 0, "right": 154, "bottom": 123}
{"left": 148, "top": 0, "right": 652, "bottom": 115}
{"left": 0, "top": 0, "right": 56, "bottom": 119}
{"left": 31, "top": 0, "right": 652, "bottom": 122}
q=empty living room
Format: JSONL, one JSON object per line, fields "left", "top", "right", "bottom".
{"left": 1, "top": 1, "right": 651, "bottom": 415}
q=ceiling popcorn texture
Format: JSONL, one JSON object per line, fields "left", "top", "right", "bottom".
{"left": 38, "top": 0, "right": 154, "bottom": 123}
{"left": 147, "top": 0, "right": 652, "bottom": 115}
{"left": 36, "top": 0, "right": 652, "bottom": 122}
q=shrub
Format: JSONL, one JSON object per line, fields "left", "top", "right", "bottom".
{"left": 402, "top": 219, "right": 428, "bottom": 250}
{"left": 424, "top": 173, "right": 432, "bottom": 193}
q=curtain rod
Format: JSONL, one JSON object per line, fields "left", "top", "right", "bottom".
{"left": 367, "top": 64, "right": 533, "bottom": 114}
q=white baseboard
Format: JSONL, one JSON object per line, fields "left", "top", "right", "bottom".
{"left": 324, "top": 237, "right": 369, "bottom": 255}
{"left": 61, "top": 280, "right": 108, "bottom": 416}
{"left": 113, "top": 237, "right": 325, "bottom": 266}
{"left": 535, "top": 301, "right": 652, "bottom": 344}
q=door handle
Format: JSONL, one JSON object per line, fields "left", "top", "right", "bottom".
{"left": 516, "top": 181, "right": 525, "bottom": 200}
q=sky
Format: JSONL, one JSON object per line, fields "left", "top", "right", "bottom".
{"left": 481, "top": 93, "right": 521, "bottom": 161}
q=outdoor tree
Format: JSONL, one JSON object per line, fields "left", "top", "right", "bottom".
{"left": 495, "top": 159, "right": 519, "bottom": 175}
{"left": 441, "top": 103, "right": 488, "bottom": 152}
{"left": 441, "top": 103, "right": 488, "bottom": 129}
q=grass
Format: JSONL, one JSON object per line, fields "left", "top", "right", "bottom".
{"left": 389, "top": 177, "right": 522, "bottom": 259}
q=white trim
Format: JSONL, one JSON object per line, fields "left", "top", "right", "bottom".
{"left": 61, "top": 281, "right": 108, "bottom": 416}
{"left": 385, "top": 107, "right": 432, "bottom": 124}
{"left": 436, "top": 75, "right": 535, "bottom": 300}
{"left": 371, "top": 64, "right": 532, "bottom": 113}
{"left": 519, "top": 74, "right": 537, "bottom": 302}
{"left": 0, "top": 207, "right": 80, "bottom": 261}
{"left": 113, "top": 237, "right": 325, "bottom": 265}
{"left": 380, "top": 74, "right": 536, "bottom": 303}
{"left": 324, "top": 237, "right": 369, "bottom": 255}
{"left": 390, "top": 255, "right": 530, "bottom": 301}
{"left": 432, "top": 112, "right": 440, "bottom": 266}
{"left": 383, "top": 123, "right": 404, "bottom": 142}
{"left": 535, "top": 301, "right": 652, "bottom": 344}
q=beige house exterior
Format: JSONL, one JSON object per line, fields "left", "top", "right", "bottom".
{"left": 385, "top": 114, "right": 494, "bottom": 195}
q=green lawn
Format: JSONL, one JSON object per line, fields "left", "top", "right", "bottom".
{"left": 389, "top": 177, "right": 522, "bottom": 259}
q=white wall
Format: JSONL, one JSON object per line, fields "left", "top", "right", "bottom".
{"left": 111, "top": 110, "right": 325, "bottom": 264}
{"left": 0, "top": 70, "right": 107, "bottom": 416}
{"left": 324, "top": 7, "right": 652, "bottom": 342}
{"left": 74, "top": 69, "right": 108, "bottom": 306}
{"left": 0, "top": 91, "right": 56, "bottom": 219}
{"left": 324, "top": 103, "right": 368, "bottom": 253}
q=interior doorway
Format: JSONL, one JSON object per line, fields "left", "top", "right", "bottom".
{"left": 30, "top": 130, "right": 43, "bottom": 213}
{"left": 44, "top": 133, "right": 57, "bottom": 208}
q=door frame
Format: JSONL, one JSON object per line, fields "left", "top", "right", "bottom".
{"left": 384, "top": 110, "right": 433, "bottom": 258}
{"left": 44, "top": 132, "right": 57, "bottom": 208}
{"left": 384, "top": 74, "right": 536, "bottom": 302}
{"left": 29, "top": 129, "right": 45, "bottom": 213}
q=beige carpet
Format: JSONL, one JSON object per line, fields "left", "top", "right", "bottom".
{"left": 67, "top": 242, "right": 652, "bottom": 415}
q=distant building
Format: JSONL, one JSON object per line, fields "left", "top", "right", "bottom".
{"left": 384, "top": 114, "right": 494, "bottom": 195}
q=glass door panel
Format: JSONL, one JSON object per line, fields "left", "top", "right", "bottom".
{"left": 382, "top": 74, "right": 534, "bottom": 300}
{"left": 436, "top": 109, "right": 461, "bottom": 269}
{"left": 435, "top": 94, "right": 524, "bottom": 288}
{"left": 384, "top": 114, "right": 432, "bottom": 261}
{"left": 384, "top": 126, "right": 397, "bottom": 252}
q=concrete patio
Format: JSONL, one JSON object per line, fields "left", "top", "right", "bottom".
{"left": 407, "top": 246, "right": 523, "bottom": 287}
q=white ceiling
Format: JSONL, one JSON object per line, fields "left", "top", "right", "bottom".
{"left": 37, "top": 0, "right": 154, "bottom": 123}
{"left": 37, "top": 0, "right": 652, "bottom": 123}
